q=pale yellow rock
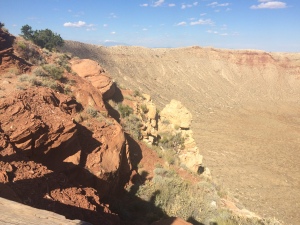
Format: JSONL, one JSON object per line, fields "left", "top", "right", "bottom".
{"left": 142, "top": 93, "right": 151, "bottom": 101}
{"left": 147, "top": 103, "right": 157, "bottom": 119}
{"left": 179, "top": 149, "right": 203, "bottom": 173}
{"left": 150, "top": 119, "right": 157, "bottom": 128}
{"left": 160, "top": 100, "right": 192, "bottom": 129}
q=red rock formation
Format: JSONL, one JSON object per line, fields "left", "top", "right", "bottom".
{"left": 0, "top": 28, "right": 31, "bottom": 73}
{"left": 0, "top": 84, "right": 130, "bottom": 197}
{"left": 70, "top": 59, "right": 116, "bottom": 100}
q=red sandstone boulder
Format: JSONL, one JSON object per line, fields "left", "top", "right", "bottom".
{"left": 70, "top": 59, "right": 116, "bottom": 100}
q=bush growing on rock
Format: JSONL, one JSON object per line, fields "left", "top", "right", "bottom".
{"left": 122, "top": 114, "right": 142, "bottom": 140}
{"left": 33, "top": 67, "right": 48, "bottom": 77}
{"left": 0, "top": 22, "right": 4, "bottom": 29}
{"left": 86, "top": 106, "right": 98, "bottom": 118}
{"left": 117, "top": 103, "right": 133, "bottom": 118}
{"left": 14, "top": 39, "right": 45, "bottom": 65}
{"left": 159, "top": 132, "right": 185, "bottom": 151}
{"left": 42, "top": 64, "right": 64, "bottom": 80}
{"left": 20, "top": 24, "right": 64, "bottom": 51}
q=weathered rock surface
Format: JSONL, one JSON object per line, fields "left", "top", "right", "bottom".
{"left": 158, "top": 100, "right": 203, "bottom": 173}
{"left": 70, "top": 58, "right": 116, "bottom": 100}
{"left": 160, "top": 100, "right": 192, "bottom": 129}
{"left": 0, "top": 85, "right": 128, "bottom": 191}
{"left": 0, "top": 87, "right": 79, "bottom": 160}
{"left": 0, "top": 28, "right": 31, "bottom": 73}
{"left": 0, "top": 197, "right": 92, "bottom": 225}
{"left": 151, "top": 217, "right": 192, "bottom": 225}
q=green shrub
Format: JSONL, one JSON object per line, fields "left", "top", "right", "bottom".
{"left": 86, "top": 106, "right": 98, "bottom": 118}
{"left": 42, "top": 64, "right": 64, "bottom": 80}
{"left": 159, "top": 132, "right": 185, "bottom": 151}
{"left": 40, "top": 79, "right": 59, "bottom": 91}
{"left": 18, "top": 74, "right": 30, "bottom": 82}
{"left": 54, "top": 53, "right": 71, "bottom": 72}
{"left": 133, "top": 90, "right": 142, "bottom": 97}
{"left": 117, "top": 103, "right": 133, "bottom": 118}
{"left": 20, "top": 24, "right": 64, "bottom": 51}
{"left": 33, "top": 66, "right": 47, "bottom": 77}
{"left": 15, "top": 39, "right": 45, "bottom": 65}
{"left": 122, "top": 114, "right": 141, "bottom": 140}
{"left": 0, "top": 22, "right": 4, "bottom": 29}
{"left": 140, "top": 104, "right": 148, "bottom": 114}
{"left": 17, "top": 41, "right": 26, "bottom": 50}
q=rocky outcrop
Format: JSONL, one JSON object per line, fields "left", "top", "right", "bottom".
{"left": 0, "top": 28, "right": 31, "bottom": 73}
{"left": 70, "top": 59, "right": 116, "bottom": 100}
{"left": 0, "top": 88, "right": 79, "bottom": 160}
{"left": 138, "top": 94, "right": 158, "bottom": 144}
{"left": 0, "top": 86, "right": 128, "bottom": 197}
{"left": 158, "top": 100, "right": 203, "bottom": 173}
{"left": 0, "top": 197, "right": 92, "bottom": 225}
{"left": 160, "top": 100, "right": 192, "bottom": 129}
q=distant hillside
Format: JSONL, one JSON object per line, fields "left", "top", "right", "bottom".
{"left": 61, "top": 41, "right": 300, "bottom": 110}
{"left": 61, "top": 41, "right": 300, "bottom": 225}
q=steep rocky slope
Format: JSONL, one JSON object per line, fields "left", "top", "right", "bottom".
{"left": 61, "top": 41, "right": 300, "bottom": 225}
{"left": 1, "top": 28, "right": 243, "bottom": 225}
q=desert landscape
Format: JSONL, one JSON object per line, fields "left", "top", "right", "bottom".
{"left": 1, "top": 23, "right": 300, "bottom": 225}
{"left": 61, "top": 41, "right": 300, "bottom": 225}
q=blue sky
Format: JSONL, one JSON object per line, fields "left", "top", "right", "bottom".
{"left": 1, "top": 0, "right": 299, "bottom": 52}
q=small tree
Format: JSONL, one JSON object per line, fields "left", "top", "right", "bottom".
{"left": 20, "top": 24, "right": 64, "bottom": 51}
{"left": 0, "top": 22, "right": 5, "bottom": 29}
{"left": 20, "top": 24, "right": 34, "bottom": 40}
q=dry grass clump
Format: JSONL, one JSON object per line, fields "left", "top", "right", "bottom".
{"left": 131, "top": 167, "right": 281, "bottom": 225}
{"left": 14, "top": 38, "right": 45, "bottom": 65}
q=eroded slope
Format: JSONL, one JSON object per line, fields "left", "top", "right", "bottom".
{"left": 61, "top": 42, "right": 300, "bottom": 225}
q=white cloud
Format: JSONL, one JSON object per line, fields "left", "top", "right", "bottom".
{"left": 142, "top": 28, "right": 148, "bottom": 31}
{"left": 190, "top": 19, "right": 214, "bottom": 26}
{"left": 181, "top": 2, "right": 198, "bottom": 9}
{"left": 218, "top": 3, "right": 229, "bottom": 7}
{"left": 140, "top": 3, "right": 148, "bottom": 7}
{"left": 86, "top": 27, "right": 96, "bottom": 31}
{"left": 250, "top": 1, "right": 287, "bottom": 9}
{"left": 220, "top": 24, "right": 227, "bottom": 30}
{"left": 207, "top": 2, "right": 230, "bottom": 7}
{"left": 64, "top": 21, "right": 96, "bottom": 31}
{"left": 176, "top": 21, "right": 187, "bottom": 26}
{"left": 200, "top": 13, "right": 207, "bottom": 16}
{"left": 153, "top": 0, "right": 164, "bottom": 7}
{"left": 103, "top": 24, "right": 108, "bottom": 27}
{"left": 111, "top": 31, "right": 116, "bottom": 35}
{"left": 207, "top": 2, "right": 217, "bottom": 7}
{"left": 64, "top": 20, "right": 86, "bottom": 27}
{"left": 109, "top": 13, "right": 117, "bottom": 18}
{"left": 169, "top": 3, "right": 176, "bottom": 7}
{"left": 182, "top": 4, "right": 192, "bottom": 9}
